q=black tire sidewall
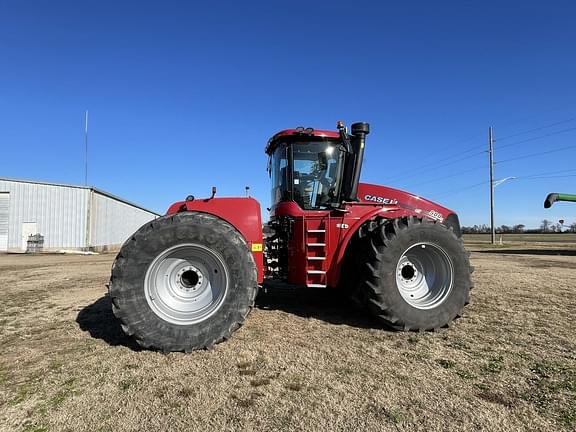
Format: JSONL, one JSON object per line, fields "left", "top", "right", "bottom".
{"left": 111, "top": 212, "right": 256, "bottom": 351}
{"left": 372, "top": 222, "right": 470, "bottom": 329}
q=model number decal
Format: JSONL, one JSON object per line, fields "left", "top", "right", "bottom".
{"left": 427, "top": 210, "right": 444, "bottom": 222}
{"left": 364, "top": 195, "right": 399, "bottom": 205}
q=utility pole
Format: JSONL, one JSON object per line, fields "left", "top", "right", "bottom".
{"left": 489, "top": 127, "right": 495, "bottom": 244}
{"left": 84, "top": 110, "right": 89, "bottom": 186}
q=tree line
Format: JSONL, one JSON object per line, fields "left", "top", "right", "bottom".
{"left": 462, "top": 220, "right": 576, "bottom": 234}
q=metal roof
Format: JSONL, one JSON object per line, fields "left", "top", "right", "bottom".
{"left": 0, "top": 177, "right": 161, "bottom": 216}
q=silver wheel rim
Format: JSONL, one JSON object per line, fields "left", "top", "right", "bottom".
{"left": 144, "top": 243, "right": 229, "bottom": 325}
{"left": 395, "top": 242, "right": 454, "bottom": 309}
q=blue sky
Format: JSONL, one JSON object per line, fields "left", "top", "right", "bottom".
{"left": 1, "top": 1, "right": 575, "bottom": 228}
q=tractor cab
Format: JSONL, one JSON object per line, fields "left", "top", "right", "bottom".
{"left": 267, "top": 132, "right": 344, "bottom": 210}
{"left": 265, "top": 122, "right": 371, "bottom": 286}
{"left": 266, "top": 122, "right": 370, "bottom": 213}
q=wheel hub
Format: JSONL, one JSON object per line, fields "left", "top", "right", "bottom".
{"left": 176, "top": 266, "right": 203, "bottom": 292}
{"left": 144, "top": 243, "right": 229, "bottom": 325}
{"left": 396, "top": 242, "right": 454, "bottom": 310}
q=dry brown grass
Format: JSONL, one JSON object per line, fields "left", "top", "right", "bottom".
{"left": 0, "top": 244, "right": 575, "bottom": 432}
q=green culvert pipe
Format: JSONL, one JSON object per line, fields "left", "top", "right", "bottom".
{"left": 544, "top": 193, "right": 576, "bottom": 208}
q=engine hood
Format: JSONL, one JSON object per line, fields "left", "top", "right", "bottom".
{"left": 357, "top": 183, "right": 454, "bottom": 224}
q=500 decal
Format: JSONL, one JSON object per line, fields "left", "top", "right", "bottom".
{"left": 363, "top": 195, "right": 399, "bottom": 205}
{"left": 427, "top": 210, "right": 444, "bottom": 222}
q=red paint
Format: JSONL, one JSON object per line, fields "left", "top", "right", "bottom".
{"left": 164, "top": 183, "right": 456, "bottom": 289}
{"left": 270, "top": 183, "right": 457, "bottom": 288}
{"left": 166, "top": 197, "right": 264, "bottom": 283}
{"left": 358, "top": 183, "right": 453, "bottom": 223}
{"left": 265, "top": 129, "right": 341, "bottom": 154}
{"left": 271, "top": 128, "right": 340, "bottom": 139}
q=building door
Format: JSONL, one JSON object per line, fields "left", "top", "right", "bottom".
{"left": 21, "top": 222, "right": 37, "bottom": 252}
{"left": 0, "top": 193, "right": 8, "bottom": 251}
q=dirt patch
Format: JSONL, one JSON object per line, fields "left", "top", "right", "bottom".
{"left": 0, "top": 248, "right": 575, "bottom": 432}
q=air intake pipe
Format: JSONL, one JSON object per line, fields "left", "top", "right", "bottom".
{"left": 342, "top": 122, "right": 370, "bottom": 202}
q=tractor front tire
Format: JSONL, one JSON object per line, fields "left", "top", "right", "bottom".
{"left": 355, "top": 216, "right": 472, "bottom": 331}
{"left": 109, "top": 212, "right": 257, "bottom": 352}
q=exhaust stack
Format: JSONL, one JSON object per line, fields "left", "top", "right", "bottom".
{"left": 350, "top": 122, "right": 370, "bottom": 201}
{"left": 342, "top": 122, "right": 370, "bottom": 202}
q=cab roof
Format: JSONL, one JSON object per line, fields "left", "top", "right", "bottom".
{"left": 265, "top": 128, "right": 341, "bottom": 154}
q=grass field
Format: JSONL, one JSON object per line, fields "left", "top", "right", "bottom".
{"left": 1, "top": 243, "right": 575, "bottom": 431}
{"left": 464, "top": 233, "right": 576, "bottom": 244}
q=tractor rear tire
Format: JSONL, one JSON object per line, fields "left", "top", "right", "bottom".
{"left": 109, "top": 212, "right": 258, "bottom": 352}
{"left": 355, "top": 216, "right": 472, "bottom": 330}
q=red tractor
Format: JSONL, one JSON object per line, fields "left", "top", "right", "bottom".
{"left": 110, "top": 122, "right": 472, "bottom": 351}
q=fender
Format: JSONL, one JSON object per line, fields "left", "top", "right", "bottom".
{"left": 359, "top": 183, "right": 452, "bottom": 223}
{"left": 330, "top": 194, "right": 461, "bottom": 287}
{"left": 358, "top": 183, "right": 462, "bottom": 236}
{"left": 166, "top": 197, "right": 264, "bottom": 283}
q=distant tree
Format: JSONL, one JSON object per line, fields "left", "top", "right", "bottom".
{"left": 540, "top": 219, "right": 552, "bottom": 232}
{"left": 570, "top": 222, "right": 576, "bottom": 233}
{"left": 513, "top": 224, "right": 525, "bottom": 233}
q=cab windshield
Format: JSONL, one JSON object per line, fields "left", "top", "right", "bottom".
{"left": 270, "top": 140, "right": 344, "bottom": 210}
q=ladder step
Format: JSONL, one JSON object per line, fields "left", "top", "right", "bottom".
{"left": 307, "top": 256, "right": 326, "bottom": 261}
{"left": 307, "top": 243, "right": 326, "bottom": 247}
{"left": 307, "top": 229, "right": 325, "bottom": 233}
{"left": 307, "top": 283, "right": 327, "bottom": 288}
{"left": 307, "top": 270, "right": 326, "bottom": 274}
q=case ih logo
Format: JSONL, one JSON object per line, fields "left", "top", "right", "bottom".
{"left": 364, "top": 195, "right": 399, "bottom": 205}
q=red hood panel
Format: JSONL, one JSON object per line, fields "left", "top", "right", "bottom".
{"left": 358, "top": 183, "right": 453, "bottom": 223}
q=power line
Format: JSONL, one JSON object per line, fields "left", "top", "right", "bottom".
{"left": 495, "top": 143, "right": 576, "bottom": 164}
{"left": 492, "top": 168, "right": 576, "bottom": 182}
{"left": 402, "top": 165, "right": 485, "bottom": 189}
{"left": 492, "top": 105, "right": 576, "bottom": 131}
{"left": 521, "top": 174, "right": 576, "bottom": 180}
{"left": 496, "top": 117, "right": 576, "bottom": 141}
{"left": 496, "top": 126, "right": 576, "bottom": 151}
{"left": 430, "top": 180, "right": 489, "bottom": 199}
{"left": 388, "top": 120, "right": 575, "bottom": 182}
{"left": 434, "top": 173, "right": 576, "bottom": 200}
{"left": 382, "top": 134, "right": 486, "bottom": 181}
{"left": 384, "top": 111, "right": 575, "bottom": 182}
{"left": 387, "top": 126, "right": 575, "bottom": 184}
{"left": 386, "top": 150, "right": 485, "bottom": 183}
{"left": 517, "top": 167, "right": 576, "bottom": 179}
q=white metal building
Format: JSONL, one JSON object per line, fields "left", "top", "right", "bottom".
{"left": 0, "top": 178, "right": 159, "bottom": 252}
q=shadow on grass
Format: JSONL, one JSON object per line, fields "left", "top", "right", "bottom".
{"left": 76, "top": 286, "right": 387, "bottom": 349}
{"left": 76, "top": 295, "right": 141, "bottom": 351}
{"left": 256, "top": 283, "right": 387, "bottom": 330}
{"left": 476, "top": 249, "right": 576, "bottom": 257}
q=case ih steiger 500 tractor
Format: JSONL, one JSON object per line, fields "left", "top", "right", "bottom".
{"left": 110, "top": 121, "right": 472, "bottom": 352}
